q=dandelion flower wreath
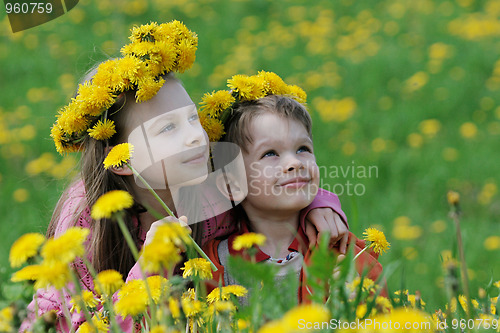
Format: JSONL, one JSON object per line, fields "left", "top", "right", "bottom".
{"left": 198, "top": 71, "right": 307, "bottom": 142}
{"left": 51, "top": 21, "right": 198, "bottom": 154}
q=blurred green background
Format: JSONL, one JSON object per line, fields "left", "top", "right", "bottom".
{"left": 1, "top": 0, "right": 499, "bottom": 311}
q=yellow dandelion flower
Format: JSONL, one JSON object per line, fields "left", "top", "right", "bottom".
{"left": 494, "top": 281, "right": 500, "bottom": 288}
{"left": 404, "top": 71, "right": 429, "bottom": 92}
{"left": 198, "top": 112, "right": 225, "bottom": 142}
{"left": 91, "top": 190, "right": 134, "bottom": 220}
{"left": 118, "top": 279, "right": 145, "bottom": 298}
{"left": 103, "top": 142, "right": 134, "bottom": 170}
{"left": 126, "top": 61, "right": 149, "bottom": 86}
{"left": 152, "top": 222, "right": 192, "bottom": 248}
{"left": 155, "top": 22, "right": 176, "bottom": 40}
{"left": 92, "top": 59, "right": 124, "bottom": 91}
{"left": 11, "top": 264, "right": 43, "bottom": 283}
{"left": 490, "top": 297, "right": 497, "bottom": 315}
{"left": 0, "top": 306, "right": 14, "bottom": 332}
{"left": 95, "top": 270, "right": 124, "bottom": 297}
{"left": 257, "top": 320, "right": 286, "bottom": 333}
{"left": 171, "top": 20, "right": 193, "bottom": 40}
{"left": 136, "top": 77, "right": 165, "bottom": 103}
{"left": 150, "top": 325, "right": 167, "bottom": 333}
{"left": 206, "top": 300, "right": 236, "bottom": 319}
{"left": 356, "top": 303, "right": 368, "bottom": 318}
{"left": 207, "top": 285, "right": 248, "bottom": 303}
{"left": 35, "top": 260, "right": 71, "bottom": 289}
{"left": 168, "top": 297, "right": 181, "bottom": 318}
{"left": 156, "top": 40, "right": 177, "bottom": 73}
{"left": 460, "top": 122, "right": 478, "bottom": 139}
{"left": 347, "top": 277, "right": 376, "bottom": 293}
{"left": 41, "top": 227, "right": 89, "bottom": 264}
{"left": 82, "top": 290, "right": 100, "bottom": 309}
{"left": 116, "top": 56, "right": 142, "bottom": 81}
{"left": 233, "top": 232, "right": 266, "bottom": 251}
{"left": 363, "top": 228, "right": 390, "bottom": 254}
{"left": 458, "top": 295, "right": 479, "bottom": 313}
{"left": 183, "top": 288, "right": 195, "bottom": 301}
{"left": 205, "top": 119, "right": 225, "bottom": 142}
{"left": 129, "top": 22, "right": 158, "bottom": 43}
{"left": 282, "top": 304, "right": 330, "bottom": 330}
{"left": 287, "top": 84, "right": 307, "bottom": 104}
{"left": 88, "top": 119, "right": 116, "bottom": 140}
{"left": 258, "top": 71, "right": 288, "bottom": 95}
{"left": 127, "top": 41, "right": 157, "bottom": 57}
{"left": 51, "top": 124, "right": 66, "bottom": 154}
{"left": 9, "top": 232, "right": 45, "bottom": 268}
{"left": 175, "top": 39, "right": 197, "bottom": 73}
{"left": 91, "top": 313, "right": 109, "bottom": 333}
{"left": 447, "top": 190, "right": 460, "bottom": 205}
{"left": 146, "top": 275, "right": 169, "bottom": 304}
{"left": 75, "top": 82, "right": 116, "bottom": 116}
{"left": 56, "top": 106, "right": 90, "bottom": 134}
{"left": 140, "top": 241, "right": 181, "bottom": 273}
{"left": 70, "top": 290, "right": 99, "bottom": 313}
{"left": 407, "top": 294, "right": 427, "bottom": 308}
{"left": 181, "top": 297, "right": 204, "bottom": 318}
{"left": 375, "top": 296, "right": 393, "bottom": 314}
{"left": 181, "top": 258, "right": 212, "bottom": 280}
{"left": 76, "top": 322, "right": 93, "bottom": 333}
{"left": 369, "top": 308, "right": 433, "bottom": 332}
{"left": 115, "top": 287, "right": 149, "bottom": 318}
{"left": 200, "top": 90, "right": 235, "bottom": 117}
{"left": 228, "top": 75, "right": 266, "bottom": 101}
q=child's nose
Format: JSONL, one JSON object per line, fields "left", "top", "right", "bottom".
{"left": 185, "top": 126, "right": 204, "bottom": 147}
{"left": 283, "top": 154, "right": 304, "bottom": 172}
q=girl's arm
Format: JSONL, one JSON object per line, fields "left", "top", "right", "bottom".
{"left": 299, "top": 188, "right": 349, "bottom": 252}
{"left": 202, "top": 188, "right": 348, "bottom": 247}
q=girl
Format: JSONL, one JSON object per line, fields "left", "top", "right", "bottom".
{"left": 23, "top": 22, "right": 348, "bottom": 331}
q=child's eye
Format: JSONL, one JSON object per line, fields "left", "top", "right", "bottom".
{"left": 261, "top": 150, "right": 277, "bottom": 158}
{"left": 160, "top": 123, "right": 175, "bottom": 133}
{"left": 189, "top": 113, "right": 199, "bottom": 122}
{"left": 297, "top": 146, "right": 312, "bottom": 153}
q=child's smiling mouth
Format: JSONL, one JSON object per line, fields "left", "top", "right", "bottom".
{"left": 278, "top": 176, "right": 311, "bottom": 188}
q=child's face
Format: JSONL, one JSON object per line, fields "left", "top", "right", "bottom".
{"left": 122, "top": 78, "right": 210, "bottom": 189}
{"left": 241, "top": 113, "right": 319, "bottom": 213}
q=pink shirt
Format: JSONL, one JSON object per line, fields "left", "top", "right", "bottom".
{"left": 21, "top": 180, "right": 346, "bottom": 332}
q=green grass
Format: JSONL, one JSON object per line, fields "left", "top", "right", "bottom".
{"left": 1, "top": 0, "right": 499, "bottom": 313}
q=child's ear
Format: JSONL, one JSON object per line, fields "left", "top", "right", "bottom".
{"left": 216, "top": 171, "right": 246, "bottom": 203}
{"left": 105, "top": 146, "right": 133, "bottom": 176}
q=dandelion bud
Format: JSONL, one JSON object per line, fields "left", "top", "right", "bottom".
{"left": 447, "top": 190, "right": 460, "bottom": 206}
{"left": 478, "top": 288, "right": 486, "bottom": 299}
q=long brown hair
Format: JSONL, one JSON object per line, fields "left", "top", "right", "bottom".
{"left": 47, "top": 70, "right": 203, "bottom": 277}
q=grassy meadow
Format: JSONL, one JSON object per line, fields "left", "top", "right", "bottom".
{"left": 1, "top": 0, "right": 499, "bottom": 315}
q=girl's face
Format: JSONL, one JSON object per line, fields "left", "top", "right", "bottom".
{"left": 241, "top": 113, "right": 319, "bottom": 213}
{"left": 122, "top": 78, "right": 210, "bottom": 189}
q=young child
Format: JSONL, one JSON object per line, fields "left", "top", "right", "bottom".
{"left": 22, "top": 23, "right": 349, "bottom": 332}
{"left": 202, "top": 73, "right": 384, "bottom": 302}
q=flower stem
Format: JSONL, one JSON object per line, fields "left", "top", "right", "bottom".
{"left": 353, "top": 246, "right": 369, "bottom": 261}
{"left": 115, "top": 214, "right": 157, "bottom": 327}
{"left": 69, "top": 270, "right": 95, "bottom": 331}
{"left": 126, "top": 162, "right": 217, "bottom": 271}
{"left": 450, "top": 210, "right": 472, "bottom": 319}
